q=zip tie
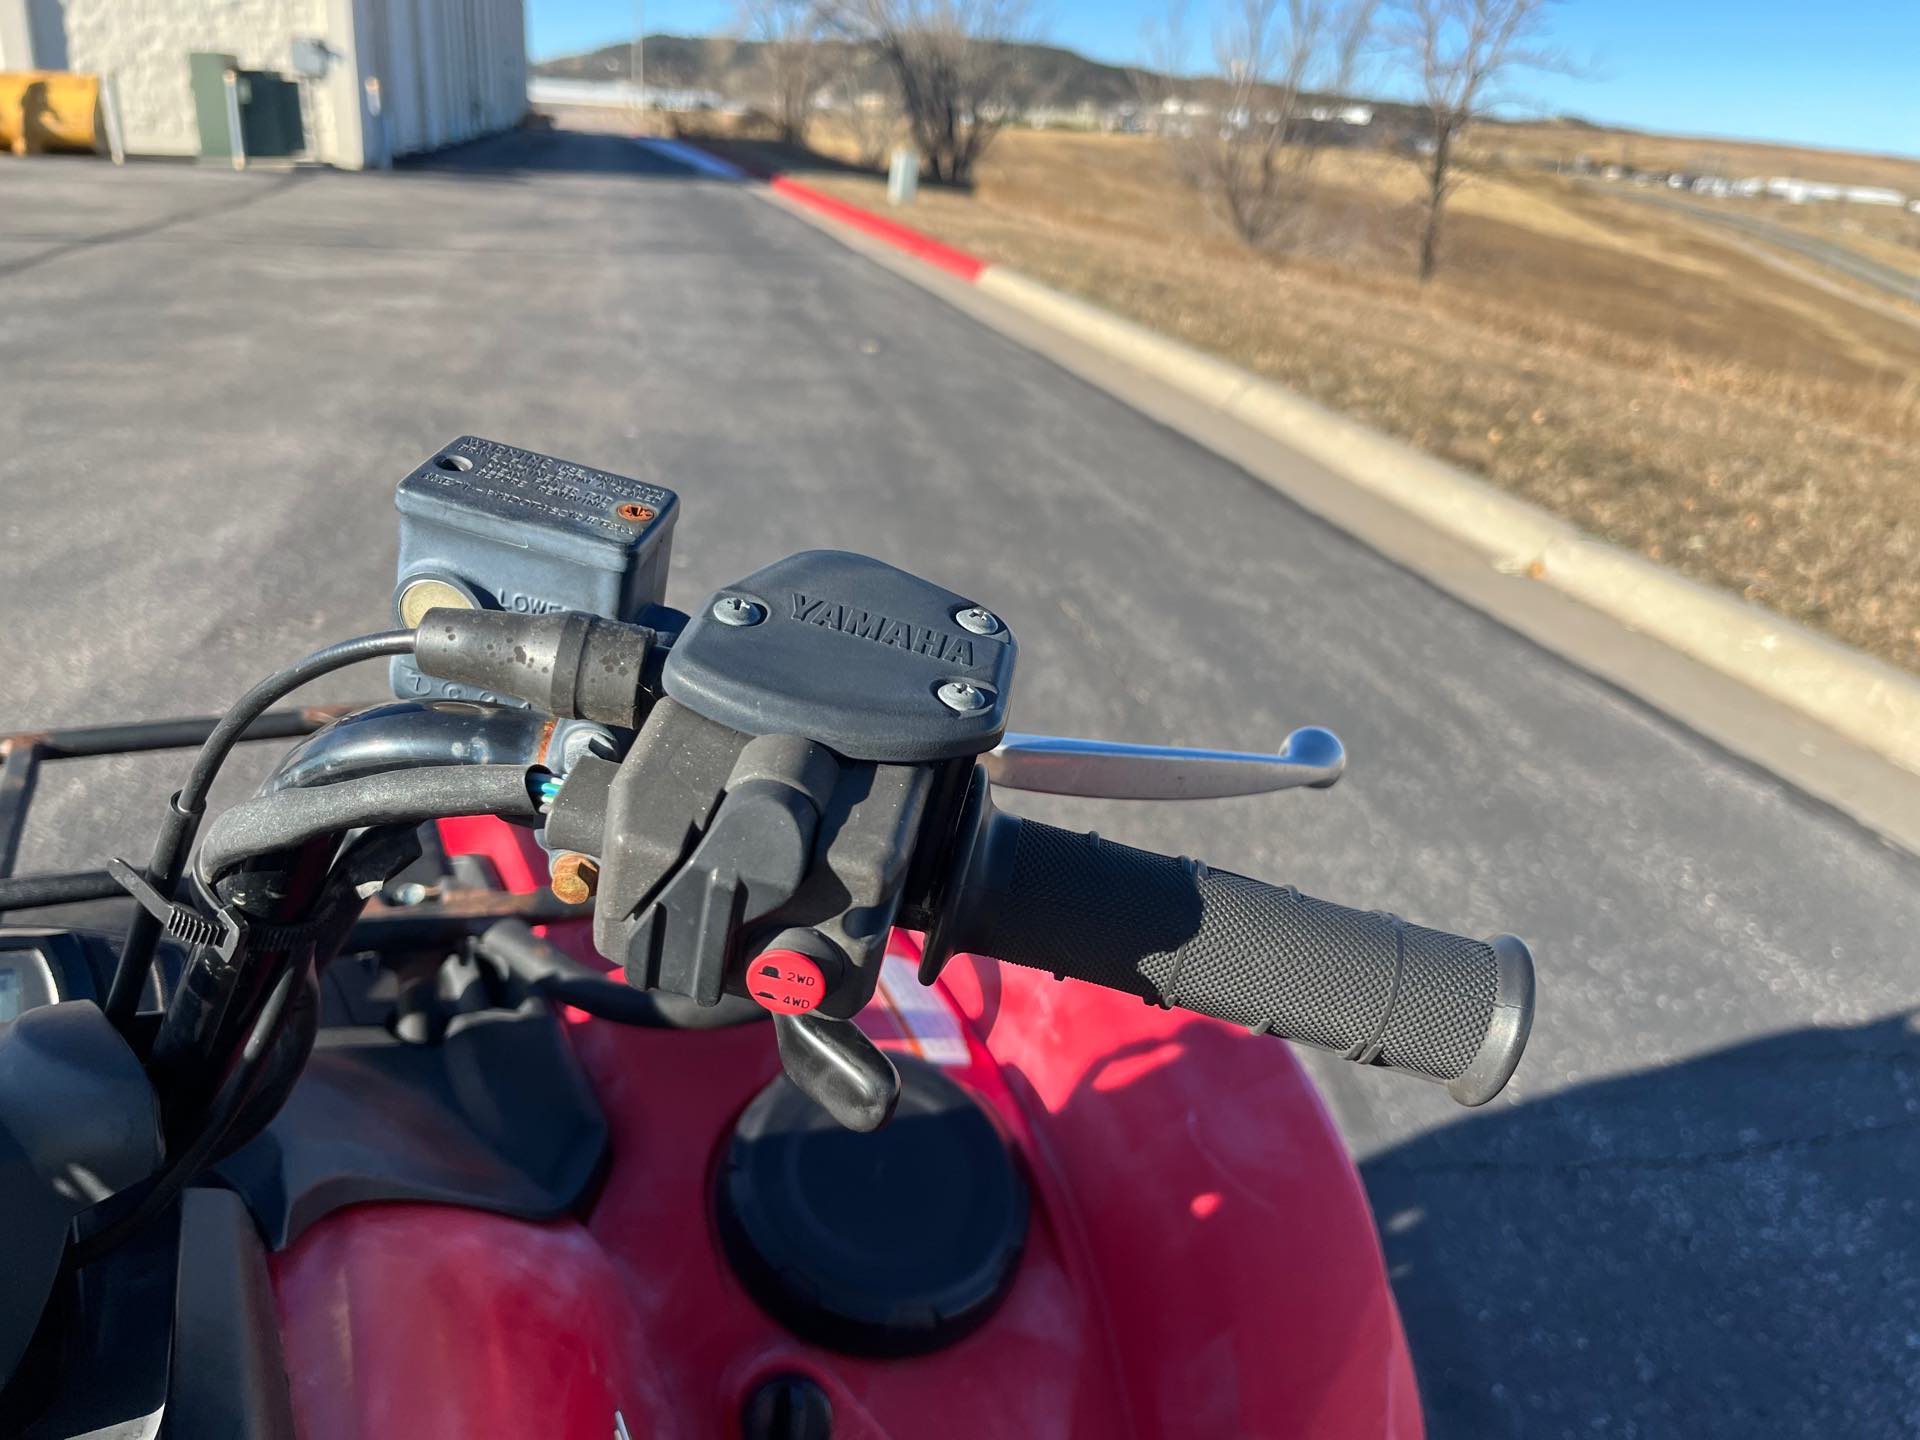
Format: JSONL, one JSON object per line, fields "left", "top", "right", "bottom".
{"left": 106, "top": 857, "right": 244, "bottom": 962}
{"left": 106, "top": 856, "right": 336, "bottom": 961}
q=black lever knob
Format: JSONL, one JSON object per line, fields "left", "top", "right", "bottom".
{"left": 773, "top": 1012, "right": 901, "bottom": 1133}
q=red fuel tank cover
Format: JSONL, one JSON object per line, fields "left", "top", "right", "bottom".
{"left": 747, "top": 950, "right": 825, "bottom": 1014}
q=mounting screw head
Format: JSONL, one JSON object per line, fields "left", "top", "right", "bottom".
{"left": 937, "top": 680, "right": 992, "bottom": 714}
{"left": 556, "top": 722, "right": 616, "bottom": 770}
{"left": 954, "top": 605, "right": 1001, "bottom": 636}
{"left": 712, "top": 595, "right": 765, "bottom": 627}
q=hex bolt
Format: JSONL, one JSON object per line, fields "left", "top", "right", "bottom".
{"left": 550, "top": 852, "right": 601, "bottom": 905}
{"left": 712, "top": 595, "right": 765, "bottom": 627}
{"left": 954, "top": 605, "right": 1001, "bottom": 636}
{"left": 937, "top": 680, "right": 992, "bottom": 714}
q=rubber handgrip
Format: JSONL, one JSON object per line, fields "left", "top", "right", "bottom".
{"left": 953, "top": 815, "right": 1533, "bottom": 1105}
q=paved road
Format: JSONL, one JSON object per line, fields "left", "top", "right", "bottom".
{"left": 1613, "top": 186, "right": 1920, "bottom": 305}
{"left": 5, "top": 131, "right": 1920, "bottom": 1438}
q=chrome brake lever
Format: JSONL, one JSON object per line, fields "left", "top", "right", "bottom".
{"left": 982, "top": 727, "right": 1345, "bottom": 801}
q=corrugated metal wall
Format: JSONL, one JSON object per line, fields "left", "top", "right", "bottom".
{"left": 361, "top": 0, "right": 523, "bottom": 160}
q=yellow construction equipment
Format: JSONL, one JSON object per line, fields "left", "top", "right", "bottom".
{"left": 0, "top": 71, "right": 103, "bottom": 155}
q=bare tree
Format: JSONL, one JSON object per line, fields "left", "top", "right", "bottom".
{"left": 824, "top": 0, "right": 1030, "bottom": 186}
{"left": 1151, "top": 0, "right": 1375, "bottom": 248}
{"left": 828, "top": 51, "right": 901, "bottom": 168}
{"left": 1134, "top": 2, "right": 1193, "bottom": 133}
{"left": 739, "top": 0, "right": 828, "bottom": 145}
{"left": 1386, "top": 0, "right": 1560, "bottom": 280}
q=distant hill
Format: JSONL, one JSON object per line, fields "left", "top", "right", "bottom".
{"left": 535, "top": 35, "right": 1162, "bottom": 109}
{"left": 532, "top": 34, "right": 1440, "bottom": 134}
{"left": 533, "top": 35, "right": 1917, "bottom": 182}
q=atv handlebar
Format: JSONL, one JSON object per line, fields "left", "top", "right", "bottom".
{"left": 7, "top": 464, "right": 1546, "bottom": 1296}
{"left": 937, "top": 808, "right": 1534, "bottom": 1106}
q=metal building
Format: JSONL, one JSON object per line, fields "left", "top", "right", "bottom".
{"left": 0, "top": 0, "right": 526, "bottom": 168}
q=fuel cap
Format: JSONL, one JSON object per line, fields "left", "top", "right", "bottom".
{"left": 716, "top": 1055, "right": 1027, "bottom": 1356}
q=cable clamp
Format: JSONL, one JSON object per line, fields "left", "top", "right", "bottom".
{"left": 105, "top": 857, "right": 246, "bottom": 962}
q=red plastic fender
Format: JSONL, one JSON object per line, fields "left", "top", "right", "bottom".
{"left": 267, "top": 818, "right": 1420, "bottom": 1438}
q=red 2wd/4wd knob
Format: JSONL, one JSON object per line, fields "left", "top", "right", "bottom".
{"left": 747, "top": 950, "right": 826, "bottom": 1014}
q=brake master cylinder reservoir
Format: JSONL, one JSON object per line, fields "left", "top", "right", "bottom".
{"left": 390, "top": 436, "right": 678, "bottom": 704}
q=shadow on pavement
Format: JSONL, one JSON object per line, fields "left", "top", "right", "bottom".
{"left": 677, "top": 129, "right": 986, "bottom": 194}
{"left": 667, "top": 131, "right": 883, "bottom": 183}
{"left": 0, "top": 169, "right": 308, "bottom": 281}
{"left": 397, "top": 126, "right": 705, "bottom": 180}
{"left": 1364, "top": 1010, "right": 1920, "bottom": 1436}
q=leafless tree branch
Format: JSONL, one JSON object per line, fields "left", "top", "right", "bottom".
{"left": 1384, "top": 0, "right": 1565, "bottom": 279}
{"left": 1158, "top": 0, "right": 1377, "bottom": 248}
{"left": 820, "top": 0, "right": 1031, "bottom": 185}
{"left": 738, "top": 0, "right": 829, "bottom": 145}
{"left": 827, "top": 50, "right": 901, "bottom": 167}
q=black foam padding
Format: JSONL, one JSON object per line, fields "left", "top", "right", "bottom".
{"left": 716, "top": 1056, "right": 1027, "bottom": 1356}
{"left": 964, "top": 817, "right": 1518, "bottom": 1092}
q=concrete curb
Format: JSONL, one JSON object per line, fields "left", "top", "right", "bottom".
{"left": 715, "top": 151, "right": 1920, "bottom": 778}
{"left": 769, "top": 177, "right": 988, "bottom": 280}
{"left": 969, "top": 268, "right": 1920, "bottom": 776}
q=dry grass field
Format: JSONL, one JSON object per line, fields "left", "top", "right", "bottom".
{"left": 1472, "top": 121, "right": 1920, "bottom": 283}
{"left": 682, "top": 116, "right": 1920, "bottom": 673}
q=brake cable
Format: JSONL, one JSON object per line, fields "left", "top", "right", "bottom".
{"left": 104, "top": 629, "right": 417, "bottom": 1028}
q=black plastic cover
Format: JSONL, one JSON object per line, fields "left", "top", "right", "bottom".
{"left": 663, "top": 551, "right": 1016, "bottom": 762}
{"left": 163, "top": 1188, "right": 298, "bottom": 1439}
{"left": 716, "top": 1056, "right": 1027, "bottom": 1355}
{"left": 13, "top": 1205, "right": 179, "bottom": 1440}
{"left": 214, "top": 991, "right": 608, "bottom": 1249}
{"left": 0, "top": 1002, "right": 161, "bottom": 1393}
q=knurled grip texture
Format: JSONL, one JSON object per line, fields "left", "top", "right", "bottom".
{"left": 960, "top": 817, "right": 1533, "bottom": 1105}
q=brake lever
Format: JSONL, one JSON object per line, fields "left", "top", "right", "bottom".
{"left": 982, "top": 726, "right": 1345, "bottom": 800}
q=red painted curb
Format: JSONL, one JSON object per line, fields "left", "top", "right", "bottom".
{"left": 768, "top": 175, "right": 989, "bottom": 283}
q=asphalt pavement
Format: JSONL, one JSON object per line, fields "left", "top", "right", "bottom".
{"left": 3, "top": 129, "right": 1919, "bottom": 1438}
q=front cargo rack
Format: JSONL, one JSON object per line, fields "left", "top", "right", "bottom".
{"left": 0, "top": 706, "right": 579, "bottom": 946}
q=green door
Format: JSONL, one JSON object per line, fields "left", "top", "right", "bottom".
{"left": 188, "top": 51, "right": 239, "bottom": 160}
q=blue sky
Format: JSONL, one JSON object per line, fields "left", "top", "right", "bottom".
{"left": 528, "top": 1, "right": 1920, "bottom": 156}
